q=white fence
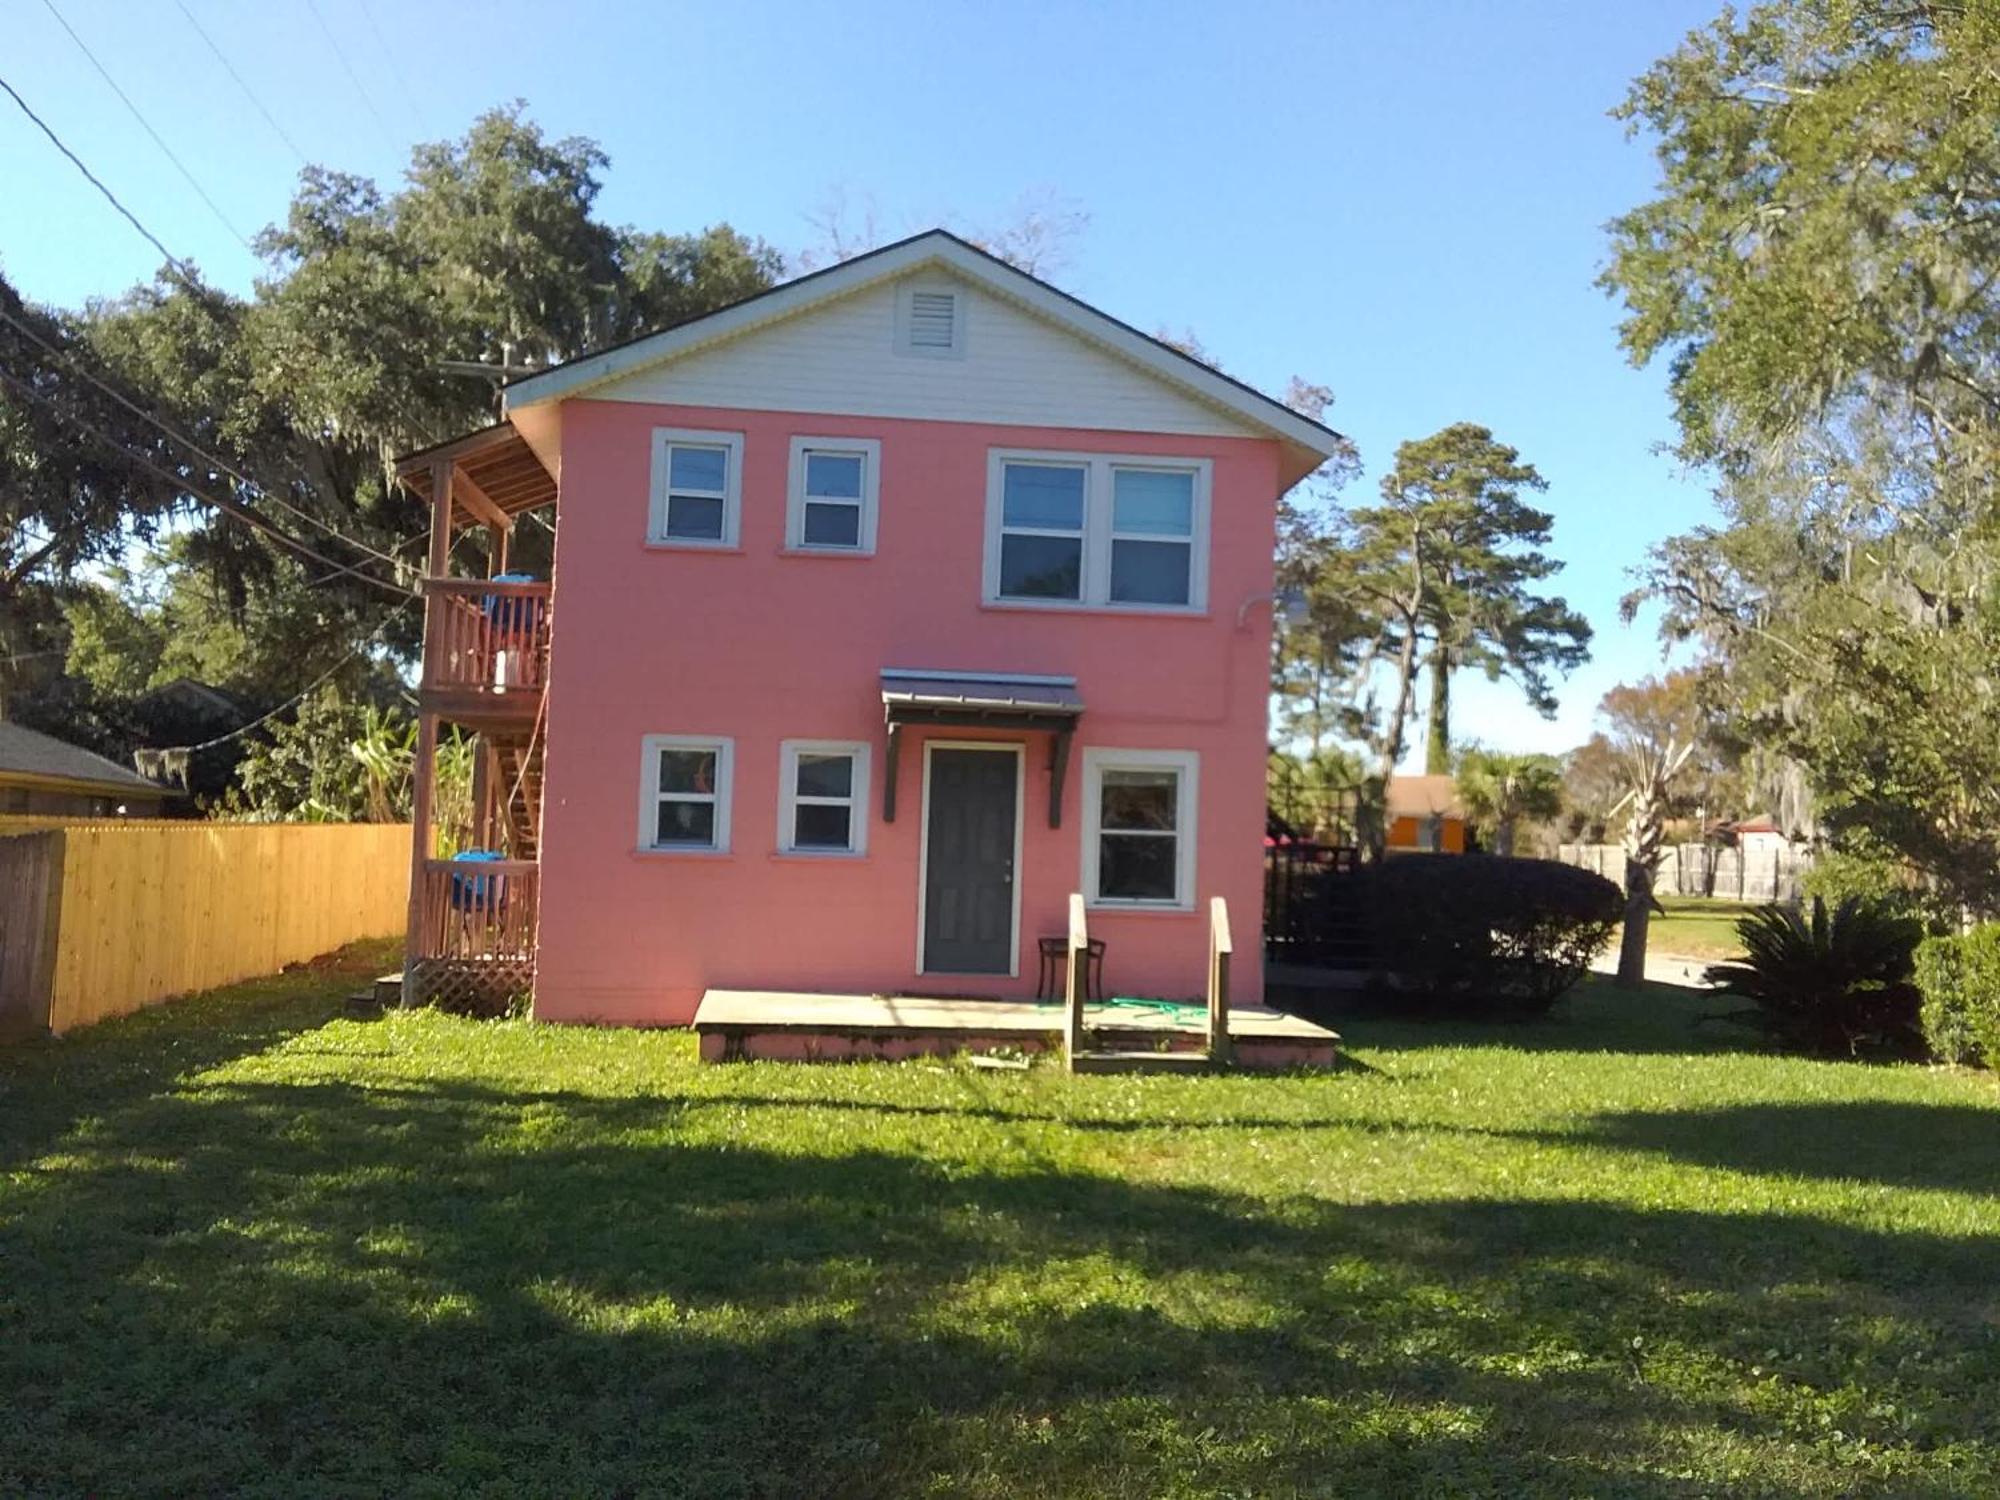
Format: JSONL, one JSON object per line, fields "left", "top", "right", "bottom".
{"left": 1557, "top": 842, "right": 1812, "bottom": 903}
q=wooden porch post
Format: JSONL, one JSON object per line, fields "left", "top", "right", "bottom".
{"left": 402, "top": 458, "right": 455, "bottom": 1004}
{"left": 1207, "top": 896, "right": 1233, "bottom": 1067}
{"left": 1064, "top": 891, "right": 1088, "bottom": 1071}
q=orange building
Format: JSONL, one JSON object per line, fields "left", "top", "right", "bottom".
{"left": 1385, "top": 774, "right": 1467, "bottom": 853}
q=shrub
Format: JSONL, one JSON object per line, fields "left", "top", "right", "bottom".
{"left": 1912, "top": 926, "right": 2000, "bottom": 1068}
{"left": 1703, "top": 898, "right": 1924, "bottom": 1058}
{"left": 1337, "top": 855, "right": 1622, "bottom": 1019}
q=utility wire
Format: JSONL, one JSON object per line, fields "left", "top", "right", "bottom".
{"left": 38, "top": 0, "right": 255, "bottom": 251}
{"left": 352, "top": 0, "right": 425, "bottom": 137}
{"left": 0, "top": 72, "right": 203, "bottom": 286}
{"left": 0, "top": 365, "right": 415, "bottom": 600}
{"left": 304, "top": 0, "right": 399, "bottom": 154}
{"left": 165, "top": 599, "right": 414, "bottom": 754}
{"left": 170, "top": 0, "right": 307, "bottom": 166}
{"left": 0, "top": 303, "right": 414, "bottom": 574}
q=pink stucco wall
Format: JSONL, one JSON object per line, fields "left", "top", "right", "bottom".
{"left": 532, "top": 399, "right": 1280, "bottom": 1024}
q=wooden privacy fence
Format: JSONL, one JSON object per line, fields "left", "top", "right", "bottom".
{"left": 1556, "top": 842, "right": 1813, "bottom": 903}
{"left": 0, "top": 820, "right": 411, "bottom": 1037}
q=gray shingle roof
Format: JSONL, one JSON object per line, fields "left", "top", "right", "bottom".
{"left": 0, "top": 721, "right": 161, "bottom": 793}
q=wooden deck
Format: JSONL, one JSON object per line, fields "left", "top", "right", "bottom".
{"left": 693, "top": 989, "right": 1340, "bottom": 1070}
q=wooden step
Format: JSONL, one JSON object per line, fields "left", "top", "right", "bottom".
{"left": 1069, "top": 1050, "right": 1219, "bottom": 1075}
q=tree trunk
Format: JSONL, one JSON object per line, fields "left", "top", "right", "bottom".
{"left": 1616, "top": 859, "right": 1655, "bottom": 986}
{"left": 1424, "top": 642, "right": 1451, "bottom": 774}
{"left": 1495, "top": 819, "right": 1516, "bottom": 858}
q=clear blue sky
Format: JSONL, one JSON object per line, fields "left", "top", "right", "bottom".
{"left": 2, "top": 0, "right": 1716, "bottom": 760}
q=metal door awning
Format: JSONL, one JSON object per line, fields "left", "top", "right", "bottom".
{"left": 879, "top": 670, "right": 1083, "bottom": 827}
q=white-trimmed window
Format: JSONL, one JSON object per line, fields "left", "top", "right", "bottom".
{"left": 639, "top": 735, "right": 733, "bottom": 852}
{"left": 777, "top": 740, "right": 871, "bottom": 854}
{"left": 1081, "top": 748, "right": 1198, "bottom": 909}
{"left": 786, "top": 438, "right": 881, "bottom": 553}
{"left": 984, "top": 450, "right": 1210, "bottom": 611}
{"left": 648, "top": 429, "right": 743, "bottom": 547}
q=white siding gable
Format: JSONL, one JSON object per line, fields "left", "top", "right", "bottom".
{"left": 582, "top": 273, "right": 1256, "bottom": 439}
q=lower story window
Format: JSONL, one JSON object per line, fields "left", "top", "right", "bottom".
{"left": 1082, "top": 749, "right": 1198, "bottom": 908}
{"left": 779, "top": 740, "right": 870, "bottom": 854}
{"left": 640, "top": 734, "right": 733, "bottom": 852}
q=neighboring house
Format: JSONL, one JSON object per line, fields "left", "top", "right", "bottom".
{"left": 1385, "top": 774, "right": 1466, "bottom": 854}
{"left": 0, "top": 721, "right": 168, "bottom": 817}
{"left": 1722, "top": 816, "right": 1789, "bottom": 859}
{"left": 394, "top": 230, "right": 1348, "bottom": 1023}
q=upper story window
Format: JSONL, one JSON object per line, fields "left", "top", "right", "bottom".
{"left": 649, "top": 428, "right": 744, "bottom": 547}
{"left": 786, "top": 437, "right": 882, "bottom": 553}
{"left": 983, "top": 450, "right": 1211, "bottom": 611}
{"left": 640, "top": 734, "right": 733, "bottom": 853}
{"left": 895, "top": 282, "right": 965, "bottom": 359}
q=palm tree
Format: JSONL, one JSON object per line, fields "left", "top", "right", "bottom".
{"left": 1454, "top": 748, "right": 1563, "bottom": 856}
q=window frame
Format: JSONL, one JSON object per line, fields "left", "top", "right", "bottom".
{"left": 784, "top": 437, "right": 882, "bottom": 555}
{"left": 982, "top": 449, "right": 1211, "bottom": 613}
{"left": 637, "top": 734, "right": 734, "bottom": 854}
{"left": 648, "top": 428, "right": 745, "bottom": 549}
{"left": 1079, "top": 747, "right": 1199, "bottom": 911}
{"left": 776, "top": 739, "right": 872, "bottom": 856}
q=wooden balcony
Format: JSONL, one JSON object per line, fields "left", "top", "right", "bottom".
{"left": 412, "top": 858, "right": 540, "bottom": 962}
{"left": 419, "top": 578, "right": 551, "bottom": 727}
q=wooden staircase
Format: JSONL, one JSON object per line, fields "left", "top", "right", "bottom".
{"left": 1065, "top": 893, "right": 1235, "bottom": 1075}
{"left": 486, "top": 731, "right": 543, "bottom": 859}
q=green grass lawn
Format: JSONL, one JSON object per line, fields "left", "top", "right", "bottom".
{"left": 1623, "top": 896, "right": 1758, "bottom": 962}
{"left": 4, "top": 943, "right": 1998, "bottom": 1498}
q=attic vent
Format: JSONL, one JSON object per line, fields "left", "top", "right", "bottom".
{"left": 897, "top": 285, "right": 964, "bottom": 358}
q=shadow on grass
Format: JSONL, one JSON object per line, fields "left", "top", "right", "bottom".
{"left": 5, "top": 1066, "right": 1999, "bottom": 1497}
{"left": 1566, "top": 1100, "right": 2000, "bottom": 1196}
{"left": 0, "top": 941, "right": 388, "bottom": 1174}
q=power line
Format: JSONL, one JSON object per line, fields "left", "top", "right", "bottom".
{"left": 0, "top": 365, "right": 415, "bottom": 600}
{"left": 304, "top": 0, "right": 399, "bottom": 154}
{"left": 0, "top": 303, "right": 415, "bottom": 575}
{"left": 37, "top": 0, "right": 254, "bottom": 252}
{"left": 166, "top": 600, "right": 414, "bottom": 754}
{"left": 352, "top": 0, "right": 425, "bottom": 137}
{"left": 0, "top": 72, "right": 202, "bottom": 286}
{"left": 170, "top": 0, "right": 307, "bottom": 166}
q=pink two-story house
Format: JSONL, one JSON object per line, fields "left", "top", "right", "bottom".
{"left": 395, "top": 231, "right": 1345, "bottom": 1028}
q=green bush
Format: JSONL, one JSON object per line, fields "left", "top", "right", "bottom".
{"left": 1801, "top": 850, "right": 1950, "bottom": 932}
{"left": 1704, "top": 898, "right": 1924, "bottom": 1058}
{"left": 1339, "top": 855, "right": 1622, "bottom": 1019}
{"left": 1912, "top": 926, "right": 2000, "bottom": 1068}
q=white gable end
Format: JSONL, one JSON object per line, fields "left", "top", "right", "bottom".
{"left": 579, "top": 273, "right": 1258, "bottom": 440}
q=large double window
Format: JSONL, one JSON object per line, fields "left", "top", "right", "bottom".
{"left": 985, "top": 451, "right": 1209, "bottom": 611}
{"left": 1081, "top": 749, "right": 1198, "bottom": 909}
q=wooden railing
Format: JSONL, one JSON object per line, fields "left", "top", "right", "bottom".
{"left": 414, "top": 857, "right": 539, "bottom": 960}
{"left": 1064, "top": 892, "right": 1088, "bottom": 1071}
{"left": 1207, "top": 896, "right": 1233, "bottom": 1066}
{"left": 422, "top": 579, "right": 551, "bottom": 701}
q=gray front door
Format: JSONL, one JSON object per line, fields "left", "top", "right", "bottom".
{"left": 923, "top": 747, "right": 1018, "bottom": 974}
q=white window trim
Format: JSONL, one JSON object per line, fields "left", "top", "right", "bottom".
{"left": 648, "top": 428, "right": 745, "bottom": 549}
{"left": 776, "top": 739, "right": 872, "bottom": 856}
{"left": 982, "top": 449, "right": 1211, "bottom": 613}
{"left": 784, "top": 437, "right": 882, "bottom": 555}
{"left": 894, "top": 278, "right": 967, "bottom": 360}
{"left": 638, "top": 734, "right": 734, "bottom": 854}
{"left": 1080, "top": 748, "right": 1199, "bottom": 911}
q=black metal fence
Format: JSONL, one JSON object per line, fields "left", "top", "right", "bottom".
{"left": 1264, "top": 839, "right": 1371, "bottom": 968}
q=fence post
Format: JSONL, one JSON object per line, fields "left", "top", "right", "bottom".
{"left": 0, "top": 831, "right": 64, "bottom": 1040}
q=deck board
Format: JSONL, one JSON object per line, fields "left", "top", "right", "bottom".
{"left": 693, "top": 989, "right": 1339, "bottom": 1068}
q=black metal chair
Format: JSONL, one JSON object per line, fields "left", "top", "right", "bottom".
{"left": 1036, "top": 936, "right": 1105, "bottom": 1002}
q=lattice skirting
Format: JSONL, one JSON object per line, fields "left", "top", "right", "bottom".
{"left": 403, "top": 958, "right": 536, "bottom": 1018}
